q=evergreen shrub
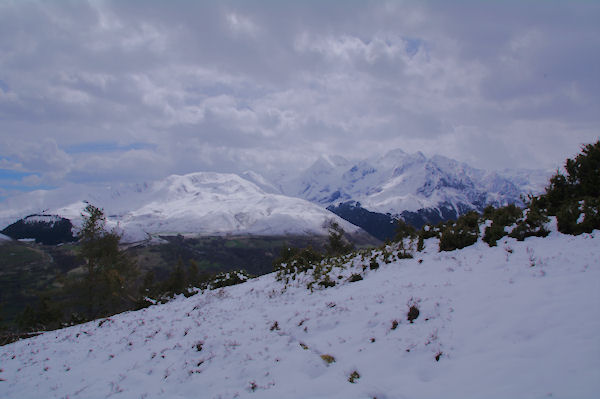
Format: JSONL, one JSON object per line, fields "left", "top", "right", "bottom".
{"left": 439, "top": 211, "right": 479, "bottom": 251}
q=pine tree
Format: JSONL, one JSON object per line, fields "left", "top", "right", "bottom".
{"left": 16, "top": 295, "right": 62, "bottom": 331}
{"left": 325, "top": 221, "right": 354, "bottom": 256}
{"left": 187, "top": 259, "right": 200, "bottom": 288}
{"left": 165, "top": 258, "right": 186, "bottom": 295}
{"left": 78, "top": 204, "right": 139, "bottom": 319}
{"left": 138, "top": 270, "right": 158, "bottom": 306}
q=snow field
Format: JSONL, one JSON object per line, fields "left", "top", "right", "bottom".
{"left": 1, "top": 231, "right": 599, "bottom": 398}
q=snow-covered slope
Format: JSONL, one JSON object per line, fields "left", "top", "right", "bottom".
{"left": 240, "top": 170, "right": 281, "bottom": 194}
{"left": 2, "top": 230, "right": 598, "bottom": 398}
{"left": 277, "top": 149, "right": 551, "bottom": 216}
{"left": 0, "top": 172, "right": 359, "bottom": 242}
{"left": 19, "top": 214, "right": 65, "bottom": 225}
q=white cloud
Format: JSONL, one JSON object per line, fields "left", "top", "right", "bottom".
{"left": 0, "top": 138, "right": 73, "bottom": 183}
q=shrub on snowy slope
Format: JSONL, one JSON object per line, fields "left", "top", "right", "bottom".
{"left": 137, "top": 261, "right": 251, "bottom": 307}
{"left": 506, "top": 199, "right": 550, "bottom": 241}
{"left": 273, "top": 246, "right": 324, "bottom": 283}
{"left": 208, "top": 270, "right": 251, "bottom": 289}
{"left": 481, "top": 203, "right": 549, "bottom": 246}
{"left": 434, "top": 197, "right": 549, "bottom": 252}
{"left": 415, "top": 141, "right": 598, "bottom": 251}
{"left": 438, "top": 211, "right": 480, "bottom": 251}
{"left": 273, "top": 222, "right": 357, "bottom": 284}
{"left": 538, "top": 140, "right": 600, "bottom": 235}
{"left": 482, "top": 204, "right": 522, "bottom": 246}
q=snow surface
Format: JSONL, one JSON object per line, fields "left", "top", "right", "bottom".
{"left": 22, "top": 214, "right": 63, "bottom": 226}
{"left": 240, "top": 171, "right": 281, "bottom": 194}
{"left": 2, "top": 230, "right": 599, "bottom": 398}
{"left": 0, "top": 232, "right": 11, "bottom": 241}
{"left": 0, "top": 172, "right": 358, "bottom": 242}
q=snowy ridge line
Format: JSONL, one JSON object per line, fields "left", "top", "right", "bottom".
{"left": 1, "top": 229, "right": 599, "bottom": 398}
{"left": 22, "top": 214, "right": 64, "bottom": 225}
{"left": 275, "top": 148, "right": 551, "bottom": 216}
{"left": 0, "top": 150, "right": 550, "bottom": 238}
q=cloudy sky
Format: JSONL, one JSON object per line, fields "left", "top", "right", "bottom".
{"left": 0, "top": 0, "right": 598, "bottom": 199}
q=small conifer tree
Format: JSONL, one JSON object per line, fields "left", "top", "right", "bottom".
{"left": 538, "top": 140, "right": 599, "bottom": 234}
{"left": 78, "top": 204, "right": 138, "bottom": 319}
{"left": 325, "top": 221, "right": 354, "bottom": 256}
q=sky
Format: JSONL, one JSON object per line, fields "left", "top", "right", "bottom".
{"left": 0, "top": 0, "right": 599, "bottom": 199}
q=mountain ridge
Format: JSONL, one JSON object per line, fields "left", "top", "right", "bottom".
{"left": 273, "top": 148, "right": 550, "bottom": 219}
{"left": 0, "top": 172, "right": 361, "bottom": 243}
{"left": 0, "top": 149, "right": 550, "bottom": 242}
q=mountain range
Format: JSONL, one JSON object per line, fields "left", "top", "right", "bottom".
{"left": 272, "top": 149, "right": 549, "bottom": 224}
{"left": 0, "top": 149, "right": 551, "bottom": 243}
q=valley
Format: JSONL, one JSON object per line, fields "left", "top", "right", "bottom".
{"left": 0, "top": 231, "right": 379, "bottom": 332}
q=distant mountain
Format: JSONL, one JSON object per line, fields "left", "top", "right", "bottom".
{"left": 2, "top": 214, "right": 76, "bottom": 245}
{"left": 0, "top": 150, "right": 550, "bottom": 243}
{"left": 326, "top": 201, "right": 398, "bottom": 241}
{"left": 274, "top": 149, "right": 550, "bottom": 229}
{"left": 0, "top": 172, "right": 362, "bottom": 243}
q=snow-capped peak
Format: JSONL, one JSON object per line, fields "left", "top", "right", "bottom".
{"left": 275, "top": 148, "right": 550, "bottom": 216}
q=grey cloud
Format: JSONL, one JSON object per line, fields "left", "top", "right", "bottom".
{"left": 67, "top": 149, "right": 166, "bottom": 183}
{"left": 0, "top": 0, "right": 598, "bottom": 195}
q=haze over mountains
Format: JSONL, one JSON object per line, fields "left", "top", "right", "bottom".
{"left": 0, "top": 149, "right": 550, "bottom": 242}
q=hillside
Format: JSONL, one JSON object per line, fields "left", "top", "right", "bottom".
{"left": 1, "top": 225, "right": 598, "bottom": 398}
{"left": 0, "top": 233, "right": 379, "bottom": 330}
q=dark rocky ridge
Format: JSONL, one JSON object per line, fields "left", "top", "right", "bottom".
{"left": 2, "top": 214, "right": 77, "bottom": 245}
